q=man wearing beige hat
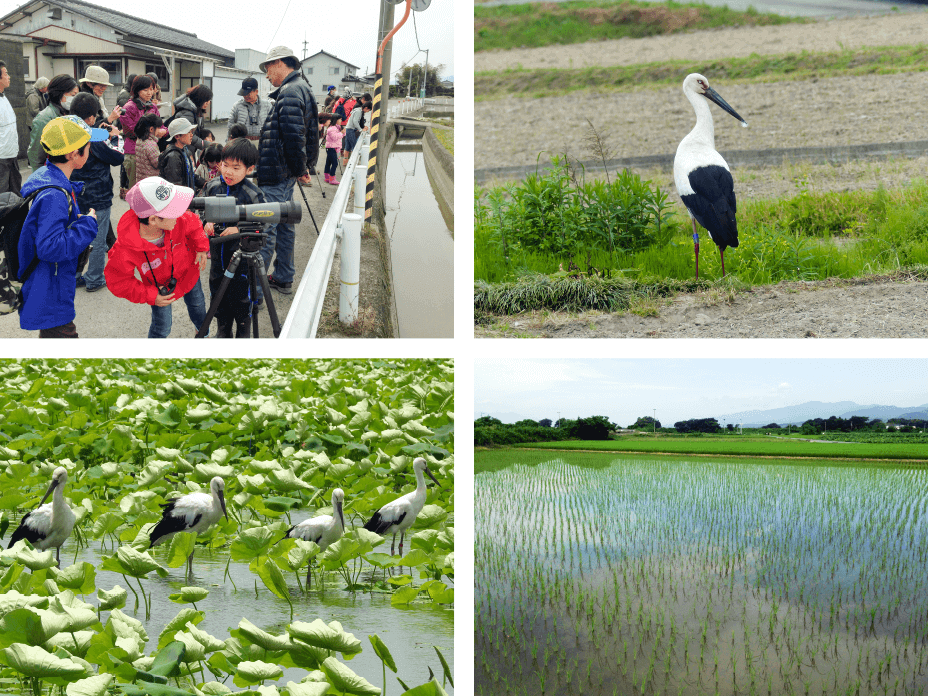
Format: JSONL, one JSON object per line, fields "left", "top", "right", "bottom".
{"left": 256, "top": 45, "right": 318, "bottom": 296}
{"left": 26, "top": 76, "right": 49, "bottom": 126}
{"left": 78, "top": 65, "right": 122, "bottom": 134}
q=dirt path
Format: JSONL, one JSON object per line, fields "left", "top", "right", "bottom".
{"left": 476, "top": 275, "right": 928, "bottom": 338}
{"left": 475, "top": 10, "right": 928, "bottom": 72}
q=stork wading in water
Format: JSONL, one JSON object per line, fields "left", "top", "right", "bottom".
{"left": 363, "top": 457, "right": 441, "bottom": 556}
{"left": 285, "top": 488, "right": 346, "bottom": 589}
{"left": 149, "top": 477, "right": 228, "bottom": 576}
{"left": 7, "top": 467, "right": 75, "bottom": 567}
{"left": 673, "top": 73, "right": 748, "bottom": 279}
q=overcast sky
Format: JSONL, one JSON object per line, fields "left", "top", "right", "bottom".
{"left": 0, "top": 0, "right": 454, "bottom": 80}
{"left": 475, "top": 359, "right": 928, "bottom": 426}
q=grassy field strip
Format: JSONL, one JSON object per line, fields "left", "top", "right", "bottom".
{"left": 474, "top": 0, "right": 804, "bottom": 52}
{"left": 476, "top": 44, "right": 928, "bottom": 101}
{"left": 514, "top": 438, "right": 928, "bottom": 460}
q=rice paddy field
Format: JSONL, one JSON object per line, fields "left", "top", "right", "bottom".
{"left": 475, "top": 451, "right": 928, "bottom": 696}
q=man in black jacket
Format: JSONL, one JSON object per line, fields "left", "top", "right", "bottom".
{"left": 256, "top": 45, "right": 318, "bottom": 295}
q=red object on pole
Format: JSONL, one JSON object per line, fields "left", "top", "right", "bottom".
{"left": 377, "top": 0, "right": 412, "bottom": 72}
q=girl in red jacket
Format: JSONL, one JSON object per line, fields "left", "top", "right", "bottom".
{"left": 105, "top": 177, "right": 209, "bottom": 337}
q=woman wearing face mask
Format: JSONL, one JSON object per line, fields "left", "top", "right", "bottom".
{"left": 119, "top": 75, "right": 167, "bottom": 199}
{"left": 27, "top": 74, "right": 79, "bottom": 170}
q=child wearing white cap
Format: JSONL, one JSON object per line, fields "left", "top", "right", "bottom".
{"left": 105, "top": 176, "right": 209, "bottom": 337}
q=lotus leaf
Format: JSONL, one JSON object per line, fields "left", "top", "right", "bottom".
{"left": 368, "top": 635, "right": 397, "bottom": 673}
{"left": 46, "top": 594, "right": 99, "bottom": 633}
{"left": 102, "top": 547, "right": 168, "bottom": 579}
{"left": 0, "top": 607, "right": 65, "bottom": 647}
{"left": 0, "top": 642, "right": 88, "bottom": 682}
{"left": 195, "top": 462, "right": 235, "bottom": 481}
{"left": 120, "top": 683, "right": 197, "bottom": 696}
{"left": 256, "top": 685, "right": 280, "bottom": 696}
{"left": 390, "top": 586, "right": 421, "bottom": 606}
{"left": 268, "top": 469, "right": 311, "bottom": 492}
{"left": 411, "top": 505, "right": 447, "bottom": 530}
{"left": 285, "top": 681, "right": 328, "bottom": 696}
{"left": 248, "top": 459, "right": 282, "bottom": 473}
{"left": 288, "top": 620, "right": 362, "bottom": 656}
{"left": 233, "top": 618, "right": 290, "bottom": 653}
{"left": 233, "top": 660, "right": 283, "bottom": 687}
{"left": 172, "top": 631, "right": 205, "bottom": 663}
{"left": 66, "top": 673, "right": 113, "bottom": 696}
{"left": 12, "top": 543, "right": 58, "bottom": 570}
{"left": 183, "top": 622, "right": 225, "bottom": 652}
{"left": 166, "top": 533, "right": 198, "bottom": 569}
{"left": 109, "top": 609, "right": 149, "bottom": 645}
{"left": 319, "top": 656, "right": 380, "bottom": 695}
{"left": 168, "top": 586, "right": 209, "bottom": 604}
{"left": 97, "top": 585, "right": 128, "bottom": 612}
{"left": 398, "top": 680, "right": 449, "bottom": 696}
{"left": 398, "top": 549, "right": 430, "bottom": 568}
{"left": 197, "top": 682, "right": 232, "bottom": 696}
{"left": 46, "top": 631, "right": 93, "bottom": 658}
{"left": 115, "top": 635, "right": 143, "bottom": 661}
{"left": 230, "top": 526, "right": 276, "bottom": 561}
{"left": 149, "top": 640, "right": 186, "bottom": 677}
{"left": 53, "top": 562, "right": 96, "bottom": 595}
{"left": 157, "top": 609, "right": 203, "bottom": 649}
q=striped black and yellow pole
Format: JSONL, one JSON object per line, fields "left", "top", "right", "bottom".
{"left": 366, "top": 0, "right": 412, "bottom": 224}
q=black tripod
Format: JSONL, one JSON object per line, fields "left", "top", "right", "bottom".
{"left": 195, "top": 229, "right": 282, "bottom": 338}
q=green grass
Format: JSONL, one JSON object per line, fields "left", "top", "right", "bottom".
{"left": 513, "top": 437, "right": 928, "bottom": 460}
{"left": 474, "top": 0, "right": 805, "bottom": 53}
{"left": 476, "top": 44, "right": 928, "bottom": 101}
{"left": 433, "top": 128, "right": 454, "bottom": 156}
{"left": 475, "top": 165, "right": 928, "bottom": 311}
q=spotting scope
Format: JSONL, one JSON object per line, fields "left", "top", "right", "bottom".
{"left": 188, "top": 194, "right": 302, "bottom": 225}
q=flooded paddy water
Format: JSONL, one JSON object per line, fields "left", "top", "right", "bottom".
{"left": 475, "top": 453, "right": 928, "bottom": 696}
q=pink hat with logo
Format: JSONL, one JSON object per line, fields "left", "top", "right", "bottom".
{"left": 126, "top": 177, "right": 193, "bottom": 219}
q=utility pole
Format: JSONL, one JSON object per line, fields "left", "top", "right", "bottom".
{"left": 653, "top": 409, "right": 656, "bottom": 434}
{"left": 421, "top": 48, "right": 429, "bottom": 99}
{"left": 302, "top": 36, "right": 309, "bottom": 60}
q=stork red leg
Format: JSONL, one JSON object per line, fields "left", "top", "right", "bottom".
{"left": 692, "top": 219, "right": 700, "bottom": 280}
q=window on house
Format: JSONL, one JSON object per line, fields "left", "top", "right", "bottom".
{"left": 77, "top": 59, "right": 122, "bottom": 85}
{"left": 144, "top": 63, "right": 168, "bottom": 89}
{"left": 23, "top": 57, "right": 29, "bottom": 78}
{"left": 305, "top": 67, "right": 313, "bottom": 74}
{"left": 331, "top": 67, "right": 340, "bottom": 75}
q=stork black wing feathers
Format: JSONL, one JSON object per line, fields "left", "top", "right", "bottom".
{"left": 364, "top": 510, "right": 406, "bottom": 535}
{"left": 8, "top": 512, "right": 43, "bottom": 548}
{"left": 682, "top": 165, "right": 739, "bottom": 251}
{"left": 149, "top": 507, "right": 202, "bottom": 547}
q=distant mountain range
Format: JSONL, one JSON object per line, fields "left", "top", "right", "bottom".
{"left": 716, "top": 401, "right": 928, "bottom": 427}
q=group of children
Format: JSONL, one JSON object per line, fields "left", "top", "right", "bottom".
{"left": 319, "top": 91, "right": 372, "bottom": 185}
{"left": 19, "top": 111, "right": 268, "bottom": 339}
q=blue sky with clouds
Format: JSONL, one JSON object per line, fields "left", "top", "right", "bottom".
{"left": 474, "top": 359, "right": 928, "bottom": 426}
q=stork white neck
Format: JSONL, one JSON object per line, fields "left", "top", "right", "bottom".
{"left": 414, "top": 465, "right": 427, "bottom": 494}
{"left": 51, "top": 480, "right": 68, "bottom": 519}
{"left": 683, "top": 88, "right": 715, "bottom": 151}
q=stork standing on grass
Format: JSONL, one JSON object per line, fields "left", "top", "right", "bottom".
{"left": 285, "top": 488, "right": 346, "bottom": 589}
{"left": 363, "top": 457, "right": 441, "bottom": 556}
{"left": 149, "top": 477, "right": 228, "bottom": 576}
{"left": 7, "top": 467, "right": 75, "bottom": 567}
{"left": 673, "top": 73, "right": 748, "bottom": 279}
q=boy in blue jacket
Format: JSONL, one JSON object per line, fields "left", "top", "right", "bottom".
{"left": 69, "top": 92, "right": 123, "bottom": 292}
{"left": 18, "top": 115, "right": 107, "bottom": 337}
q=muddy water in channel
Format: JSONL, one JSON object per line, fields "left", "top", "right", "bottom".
{"left": 384, "top": 143, "right": 453, "bottom": 338}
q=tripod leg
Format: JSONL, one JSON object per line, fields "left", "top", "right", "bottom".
{"left": 252, "top": 254, "right": 283, "bottom": 337}
{"left": 249, "top": 261, "right": 259, "bottom": 338}
{"left": 197, "top": 250, "right": 244, "bottom": 338}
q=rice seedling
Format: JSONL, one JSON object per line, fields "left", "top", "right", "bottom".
{"left": 475, "top": 453, "right": 928, "bottom": 695}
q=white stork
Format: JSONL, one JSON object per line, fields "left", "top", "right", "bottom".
{"left": 149, "top": 477, "right": 228, "bottom": 576}
{"left": 7, "top": 466, "right": 75, "bottom": 567}
{"left": 363, "top": 457, "right": 441, "bottom": 556}
{"left": 673, "top": 73, "right": 748, "bottom": 279}
{"left": 285, "top": 488, "right": 346, "bottom": 588}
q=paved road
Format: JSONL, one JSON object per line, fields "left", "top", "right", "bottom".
{"left": 0, "top": 122, "right": 336, "bottom": 339}
{"left": 478, "top": 0, "right": 926, "bottom": 17}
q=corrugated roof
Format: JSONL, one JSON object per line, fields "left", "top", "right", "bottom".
{"left": 5, "top": 0, "right": 235, "bottom": 60}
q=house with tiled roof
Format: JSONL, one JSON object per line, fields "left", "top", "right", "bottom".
{"left": 300, "top": 50, "right": 363, "bottom": 99}
{"left": 0, "top": 0, "right": 260, "bottom": 118}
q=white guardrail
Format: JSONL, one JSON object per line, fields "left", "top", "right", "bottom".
{"left": 387, "top": 97, "right": 423, "bottom": 119}
{"left": 280, "top": 131, "right": 370, "bottom": 338}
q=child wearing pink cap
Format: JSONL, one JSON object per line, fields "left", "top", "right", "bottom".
{"left": 105, "top": 176, "right": 209, "bottom": 337}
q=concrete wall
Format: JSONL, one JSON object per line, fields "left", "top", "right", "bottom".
{"left": 422, "top": 127, "right": 453, "bottom": 232}
{"left": 0, "top": 37, "right": 29, "bottom": 158}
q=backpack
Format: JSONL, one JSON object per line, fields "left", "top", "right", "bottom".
{"left": 0, "top": 185, "right": 74, "bottom": 315}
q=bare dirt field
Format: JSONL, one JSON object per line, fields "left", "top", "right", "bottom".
{"left": 475, "top": 9, "right": 928, "bottom": 72}
{"left": 476, "top": 275, "right": 928, "bottom": 338}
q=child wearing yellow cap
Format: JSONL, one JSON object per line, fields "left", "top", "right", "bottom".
{"left": 17, "top": 115, "right": 107, "bottom": 336}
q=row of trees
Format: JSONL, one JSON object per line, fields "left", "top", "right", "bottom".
{"left": 475, "top": 415, "right": 617, "bottom": 447}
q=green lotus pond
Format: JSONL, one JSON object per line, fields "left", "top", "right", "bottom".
{"left": 0, "top": 359, "right": 455, "bottom": 696}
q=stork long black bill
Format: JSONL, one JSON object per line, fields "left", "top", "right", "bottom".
{"left": 704, "top": 87, "right": 748, "bottom": 127}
